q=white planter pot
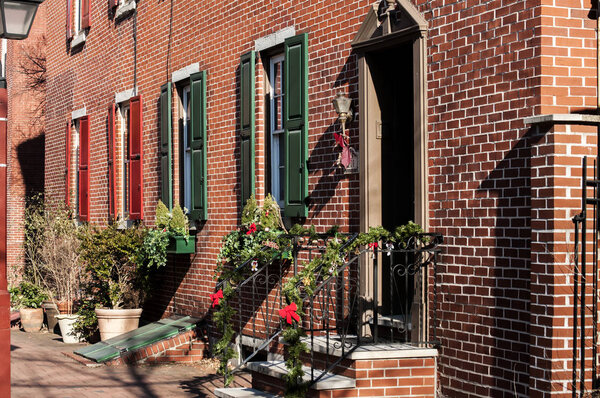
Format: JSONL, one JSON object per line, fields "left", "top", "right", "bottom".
{"left": 95, "top": 308, "right": 142, "bottom": 341}
{"left": 55, "top": 314, "right": 83, "bottom": 344}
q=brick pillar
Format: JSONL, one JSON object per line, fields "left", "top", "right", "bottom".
{"left": 530, "top": 122, "right": 597, "bottom": 397}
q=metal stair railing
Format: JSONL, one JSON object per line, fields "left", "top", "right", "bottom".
{"left": 213, "top": 233, "right": 358, "bottom": 378}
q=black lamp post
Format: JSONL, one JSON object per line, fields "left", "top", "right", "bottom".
{"left": 0, "top": 0, "right": 43, "bottom": 395}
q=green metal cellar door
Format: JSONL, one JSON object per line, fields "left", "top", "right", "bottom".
{"left": 74, "top": 315, "right": 199, "bottom": 363}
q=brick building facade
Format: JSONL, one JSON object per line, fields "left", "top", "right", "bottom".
{"left": 29, "top": 0, "right": 600, "bottom": 396}
{"left": 6, "top": 4, "right": 46, "bottom": 285}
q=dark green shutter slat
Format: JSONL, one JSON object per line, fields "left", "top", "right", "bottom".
{"left": 283, "top": 34, "right": 308, "bottom": 218}
{"left": 189, "top": 71, "right": 207, "bottom": 221}
{"left": 160, "top": 82, "right": 172, "bottom": 209}
{"left": 239, "top": 51, "right": 255, "bottom": 207}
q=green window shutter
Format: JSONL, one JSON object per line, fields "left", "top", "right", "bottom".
{"left": 283, "top": 33, "right": 308, "bottom": 218}
{"left": 189, "top": 71, "right": 208, "bottom": 221}
{"left": 239, "top": 51, "right": 255, "bottom": 207}
{"left": 160, "top": 82, "right": 172, "bottom": 209}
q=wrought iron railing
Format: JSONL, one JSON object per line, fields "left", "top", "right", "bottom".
{"left": 303, "top": 232, "right": 442, "bottom": 386}
{"left": 214, "top": 233, "right": 358, "bottom": 375}
{"left": 369, "top": 233, "right": 443, "bottom": 345}
{"left": 213, "top": 231, "right": 443, "bottom": 387}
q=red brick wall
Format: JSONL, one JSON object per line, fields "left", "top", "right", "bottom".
{"left": 252, "top": 356, "right": 437, "bottom": 397}
{"left": 424, "top": 0, "right": 541, "bottom": 395}
{"left": 6, "top": 4, "right": 46, "bottom": 286}
{"left": 40, "top": 0, "right": 600, "bottom": 397}
{"left": 44, "top": 0, "right": 366, "bottom": 319}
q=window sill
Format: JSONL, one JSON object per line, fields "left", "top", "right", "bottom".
{"left": 115, "top": 0, "right": 136, "bottom": 21}
{"left": 70, "top": 31, "right": 86, "bottom": 49}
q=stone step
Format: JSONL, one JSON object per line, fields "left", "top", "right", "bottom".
{"left": 214, "top": 387, "right": 278, "bottom": 398}
{"left": 247, "top": 360, "right": 355, "bottom": 390}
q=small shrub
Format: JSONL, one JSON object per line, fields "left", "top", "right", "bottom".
{"left": 10, "top": 281, "right": 48, "bottom": 309}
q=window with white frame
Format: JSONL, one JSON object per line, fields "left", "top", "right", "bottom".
{"left": 66, "top": 115, "right": 90, "bottom": 221}
{"left": 180, "top": 85, "right": 192, "bottom": 211}
{"left": 268, "top": 54, "right": 285, "bottom": 207}
{"left": 72, "top": 119, "right": 80, "bottom": 217}
{"left": 67, "top": 0, "right": 89, "bottom": 46}
{"left": 119, "top": 103, "right": 130, "bottom": 219}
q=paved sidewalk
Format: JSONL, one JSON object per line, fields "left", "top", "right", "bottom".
{"left": 10, "top": 329, "right": 251, "bottom": 397}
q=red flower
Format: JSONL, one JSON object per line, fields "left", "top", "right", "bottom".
{"left": 279, "top": 302, "right": 300, "bottom": 325}
{"left": 210, "top": 289, "right": 223, "bottom": 308}
{"left": 368, "top": 242, "right": 378, "bottom": 249}
{"left": 334, "top": 132, "right": 346, "bottom": 147}
{"left": 246, "top": 223, "right": 257, "bottom": 235}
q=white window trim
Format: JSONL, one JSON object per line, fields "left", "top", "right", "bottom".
{"left": 74, "top": 0, "right": 81, "bottom": 33}
{"left": 255, "top": 27, "right": 295, "bottom": 52}
{"left": 117, "top": 102, "right": 133, "bottom": 227}
{"left": 71, "top": 107, "right": 86, "bottom": 120}
{"left": 172, "top": 63, "right": 199, "bottom": 84}
{"left": 71, "top": 31, "right": 86, "bottom": 49}
{"left": 72, "top": 120, "right": 81, "bottom": 220}
{"left": 269, "top": 54, "right": 285, "bottom": 208}
{"left": 115, "top": 87, "right": 136, "bottom": 104}
{"left": 115, "top": 0, "right": 136, "bottom": 21}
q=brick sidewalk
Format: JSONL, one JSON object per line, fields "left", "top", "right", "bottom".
{"left": 10, "top": 329, "right": 250, "bottom": 397}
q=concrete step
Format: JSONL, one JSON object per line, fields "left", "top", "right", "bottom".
{"left": 214, "top": 387, "right": 278, "bottom": 398}
{"left": 247, "top": 360, "right": 355, "bottom": 390}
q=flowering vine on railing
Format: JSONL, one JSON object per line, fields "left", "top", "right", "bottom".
{"left": 211, "top": 194, "right": 429, "bottom": 395}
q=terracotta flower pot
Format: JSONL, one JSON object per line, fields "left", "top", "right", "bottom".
{"left": 56, "top": 314, "right": 83, "bottom": 344}
{"left": 57, "top": 300, "right": 74, "bottom": 314}
{"left": 20, "top": 308, "right": 44, "bottom": 332}
{"left": 95, "top": 308, "right": 142, "bottom": 341}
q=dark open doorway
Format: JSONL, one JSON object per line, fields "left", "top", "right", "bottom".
{"left": 366, "top": 42, "right": 417, "bottom": 334}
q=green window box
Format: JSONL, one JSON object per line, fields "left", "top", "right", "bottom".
{"left": 166, "top": 235, "right": 196, "bottom": 254}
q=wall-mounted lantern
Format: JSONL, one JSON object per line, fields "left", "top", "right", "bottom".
{"left": 0, "top": 0, "right": 43, "bottom": 39}
{"left": 332, "top": 93, "right": 358, "bottom": 172}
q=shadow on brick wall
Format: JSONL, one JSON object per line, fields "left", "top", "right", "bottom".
{"left": 17, "top": 132, "right": 44, "bottom": 196}
{"left": 141, "top": 253, "right": 193, "bottom": 323}
{"left": 476, "top": 127, "right": 543, "bottom": 395}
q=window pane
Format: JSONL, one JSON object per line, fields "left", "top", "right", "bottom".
{"left": 274, "top": 61, "right": 283, "bottom": 130}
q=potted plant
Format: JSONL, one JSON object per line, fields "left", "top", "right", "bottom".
{"left": 10, "top": 281, "right": 48, "bottom": 332}
{"left": 79, "top": 224, "right": 149, "bottom": 341}
{"left": 22, "top": 196, "right": 85, "bottom": 341}
{"left": 155, "top": 200, "right": 195, "bottom": 254}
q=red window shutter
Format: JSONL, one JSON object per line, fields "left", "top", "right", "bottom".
{"left": 66, "top": 0, "right": 73, "bottom": 39}
{"left": 108, "top": 104, "right": 116, "bottom": 219}
{"left": 81, "top": 0, "right": 90, "bottom": 29}
{"left": 65, "top": 122, "right": 71, "bottom": 206}
{"left": 129, "top": 96, "right": 143, "bottom": 220}
{"left": 78, "top": 116, "right": 90, "bottom": 221}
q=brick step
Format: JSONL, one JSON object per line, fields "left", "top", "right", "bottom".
{"left": 247, "top": 360, "right": 355, "bottom": 391}
{"left": 214, "top": 387, "right": 278, "bottom": 398}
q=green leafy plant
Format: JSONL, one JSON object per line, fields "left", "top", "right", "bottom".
{"left": 10, "top": 281, "right": 48, "bottom": 309}
{"left": 138, "top": 228, "right": 169, "bottom": 270}
{"left": 78, "top": 223, "right": 147, "bottom": 309}
{"left": 73, "top": 297, "right": 101, "bottom": 342}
